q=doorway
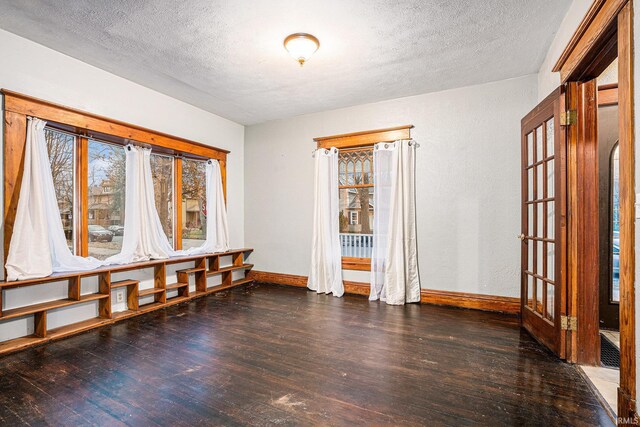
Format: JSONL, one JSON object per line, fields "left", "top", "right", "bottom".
{"left": 597, "top": 61, "right": 620, "bottom": 371}
{"left": 520, "top": 0, "right": 635, "bottom": 421}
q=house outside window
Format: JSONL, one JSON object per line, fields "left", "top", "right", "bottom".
{"left": 338, "top": 148, "right": 374, "bottom": 258}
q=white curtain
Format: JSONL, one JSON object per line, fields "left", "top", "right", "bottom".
{"left": 307, "top": 147, "right": 344, "bottom": 296}
{"left": 6, "top": 118, "right": 105, "bottom": 281}
{"left": 6, "top": 117, "right": 231, "bottom": 281}
{"left": 182, "top": 159, "right": 230, "bottom": 255}
{"left": 370, "top": 140, "right": 420, "bottom": 305}
{"left": 370, "top": 144, "right": 393, "bottom": 301}
{"left": 105, "top": 144, "right": 174, "bottom": 264}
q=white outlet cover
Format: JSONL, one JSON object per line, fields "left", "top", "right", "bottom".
{"left": 116, "top": 290, "right": 124, "bottom": 303}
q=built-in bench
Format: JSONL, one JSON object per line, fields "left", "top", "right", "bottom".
{"left": 0, "top": 248, "right": 253, "bottom": 355}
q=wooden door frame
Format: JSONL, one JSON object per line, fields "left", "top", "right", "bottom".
{"left": 553, "top": 0, "right": 635, "bottom": 419}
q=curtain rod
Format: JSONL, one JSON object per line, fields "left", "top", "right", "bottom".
{"left": 45, "top": 126, "right": 206, "bottom": 160}
{"left": 312, "top": 140, "right": 420, "bottom": 157}
{"left": 45, "top": 126, "right": 130, "bottom": 149}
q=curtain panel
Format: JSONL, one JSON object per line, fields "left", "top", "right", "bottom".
{"left": 308, "top": 147, "right": 344, "bottom": 297}
{"left": 370, "top": 140, "right": 420, "bottom": 305}
{"left": 6, "top": 118, "right": 105, "bottom": 280}
{"left": 5, "top": 118, "right": 230, "bottom": 281}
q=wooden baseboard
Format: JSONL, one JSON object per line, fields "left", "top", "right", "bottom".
{"left": 247, "top": 270, "right": 520, "bottom": 314}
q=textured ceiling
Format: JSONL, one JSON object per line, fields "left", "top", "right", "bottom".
{"left": 0, "top": 0, "right": 571, "bottom": 125}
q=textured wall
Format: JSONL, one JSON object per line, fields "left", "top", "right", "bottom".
{"left": 245, "top": 75, "right": 538, "bottom": 297}
{"left": 0, "top": 29, "right": 245, "bottom": 339}
{"left": 537, "top": 0, "right": 593, "bottom": 100}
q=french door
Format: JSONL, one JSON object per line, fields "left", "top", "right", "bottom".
{"left": 520, "top": 87, "right": 567, "bottom": 358}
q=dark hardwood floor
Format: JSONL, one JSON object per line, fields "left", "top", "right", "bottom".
{"left": 0, "top": 284, "right": 612, "bottom": 426}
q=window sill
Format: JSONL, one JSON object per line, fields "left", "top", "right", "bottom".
{"left": 342, "top": 257, "right": 371, "bottom": 271}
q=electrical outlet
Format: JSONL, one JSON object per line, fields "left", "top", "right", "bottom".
{"left": 116, "top": 290, "right": 124, "bottom": 303}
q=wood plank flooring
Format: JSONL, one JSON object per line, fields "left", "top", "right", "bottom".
{"left": 0, "top": 284, "right": 612, "bottom": 426}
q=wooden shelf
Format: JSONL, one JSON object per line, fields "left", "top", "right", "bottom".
{"left": 207, "top": 264, "right": 253, "bottom": 276}
{"left": 1, "top": 293, "right": 108, "bottom": 320}
{"left": 0, "top": 249, "right": 253, "bottom": 289}
{"left": 0, "top": 247, "right": 254, "bottom": 356}
{"left": 176, "top": 267, "right": 204, "bottom": 275}
{"left": 112, "top": 310, "right": 136, "bottom": 321}
{"left": 166, "top": 282, "right": 188, "bottom": 291}
{"left": 138, "top": 301, "right": 164, "bottom": 312}
{"left": 111, "top": 279, "right": 138, "bottom": 289}
{"left": 165, "top": 296, "right": 190, "bottom": 306}
{"left": 193, "top": 278, "right": 254, "bottom": 297}
{"left": 0, "top": 334, "right": 43, "bottom": 354}
{"left": 138, "top": 288, "right": 165, "bottom": 297}
{"left": 47, "top": 317, "right": 109, "bottom": 340}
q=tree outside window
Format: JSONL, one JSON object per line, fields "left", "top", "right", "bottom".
{"left": 338, "top": 148, "right": 373, "bottom": 258}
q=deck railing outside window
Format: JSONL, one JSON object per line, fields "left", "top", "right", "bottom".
{"left": 340, "top": 233, "right": 373, "bottom": 258}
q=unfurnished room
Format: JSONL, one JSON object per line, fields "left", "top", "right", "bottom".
{"left": 0, "top": 0, "right": 638, "bottom": 426}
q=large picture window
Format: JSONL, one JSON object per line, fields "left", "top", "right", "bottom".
{"left": 151, "top": 154, "right": 174, "bottom": 247}
{"left": 88, "top": 140, "right": 126, "bottom": 260}
{"left": 44, "top": 128, "right": 75, "bottom": 253}
{"left": 181, "top": 159, "right": 207, "bottom": 250}
{"left": 338, "top": 148, "right": 374, "bottom": 258}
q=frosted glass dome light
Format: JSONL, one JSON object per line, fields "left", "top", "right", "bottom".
{"left": 284, "top": 33, "right": 320, "bottom": 66}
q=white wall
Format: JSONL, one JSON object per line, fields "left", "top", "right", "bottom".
{"left": 537, "top": 0, "right": 592, "bottom": 100}
{"left": 245, "top": 74, "right": 538, "bottom": 297}
{"left": 0, "top": 29, "right": 245, "bottom": 339}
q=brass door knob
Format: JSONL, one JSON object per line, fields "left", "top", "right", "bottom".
{"left": 518, "top": 234, "right": 526, "bottom": 241}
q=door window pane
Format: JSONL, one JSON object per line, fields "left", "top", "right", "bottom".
{"left": 536, "top": 126, "right": 543, "bottom": 163}
{"left": 547, "top": 243, "right": 555, "bottom": 282}
{"left": 527, "top": 275, "right": 534, "bottom": 308}
{"left": 537, "top": 239, "right": 543, "bottom": 275}
{"left": 527, "top": 204, "right": 533, "bottom": 238}
{"left": 547, "top": 159, "right": 554, "bottom": 198}
{"left": 182, "top": 159, "right": 207, "bottom": 250}
{"left": 547, "top": 202, "right": 555, "bottom": 240}
{"left": 546, "top": 119, "right": 554, "bottom": 158}
{"left": 528, "top": 168, "right": 533, "bottom": 201}
{"left": 537, "top": 203, "right": 544, "bottom": 238}
{"left": 527, "top": 132, "right": 533, "bottom": 166}
{"left": 537, "top": 165, "right": 544, "bottom": 199}
{"left": 536, "top": 279, "right": 543, "bottom": 314}
{"left": 546, "top": 284, "right": 555, "bottom": 321}
{"left": 151, "top": 154, "right": 173, "bottom": 247}
{"left": 528, "top": 238, "right": 533, "bottom": 272}
{"left": 88, "top": 140, "right": 125, "bottom": 260}
{"left": 44, "top": 128, "right": 75, "bottom": 253}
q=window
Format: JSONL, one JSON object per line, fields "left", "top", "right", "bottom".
{"left": 611, "top": 144, "right": 620, "bottom": 302}
{"left": 349, "top": 211, "right": 359, "bottom": 225}
{"left": 44, "top": 128, "right": 75, "bottom": 252}
{"left": 338, "top": 148, "right": 374, "bottom": 258}
{"left": 151, "top": 154, "right": 174, "bottom": 247}
{"left": 181, "top": 159, "right": 207, "bottom": 250}
{"left": 88, "top": 140, "right": 125, "bottom": 260}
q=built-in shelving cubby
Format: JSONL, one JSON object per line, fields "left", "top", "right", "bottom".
{"left": 0, "top": 248, "right": 253, "bottom": 355}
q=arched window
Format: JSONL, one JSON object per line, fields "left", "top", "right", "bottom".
{"left": 355, "top": 160, "right": 363, "bottom": 184}
{"left": 347, "top": 161, "right": 355, "bottom": 185}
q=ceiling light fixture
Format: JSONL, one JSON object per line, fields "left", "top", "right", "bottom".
{"left": 284, "top": 33, "right": 320, "bottom": 66}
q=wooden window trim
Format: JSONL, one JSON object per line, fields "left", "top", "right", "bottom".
{"left": 2, "top": 90, "right": 229, "bottom": 267}
{"left": 342, "top": 257, "right": 371, "bottom": 271}
{"left": 315, "top": 124, "right": 413, "bottom": 150}
{"left": 316, "top": 125, "right": 413, "bottom": 271}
